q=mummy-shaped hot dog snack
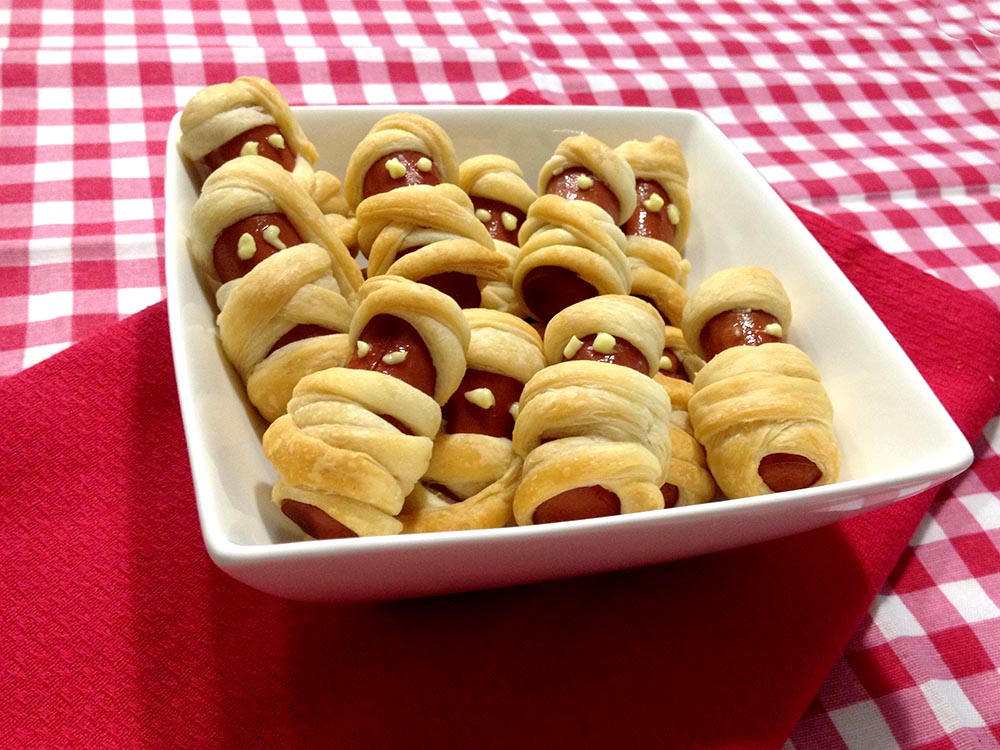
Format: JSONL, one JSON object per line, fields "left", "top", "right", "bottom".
{"left": 538, "top": 134, "right": 637, "bottom": 226}
{"left": 681, "top": 265, "right": 792, "bottom": 362}
{"left": 459, "top": 154, "right": 538, "bottom": 315}
{"left": 399, "top": 309, "right": 545, "bottom": 533}
{"left": 342, "top": 112, "right": 460, "bottom": 213}
{"left": 614, "top": 136, "right": 692, "bottom": 253}
{"left": 545, "top": 295, "right": 714, "bottom": 509}
{"left": 512, "top": 296, "right": 672, "bottom": 525}
{"left": 216, "top": 242, "right": 356, "bottom": 423}
{"left": 512, "top": 194, "right": 631, "bottom": 323}
{"left": 262, "top": 275, "right": 470, "bottom": 539}
{"left": 188, "top": 155, "right": 363, "bottom": 299}
{"left": 178, "top": 76, "right": 349, "bottom": 218}
{"left": 354, "top": 183, "right": 508, "bottom": 309}
{"left": 614, "top": 136, "right": 693, "bottom": 328}
{"left": 684, "top": 266, "right": 840, "bottom": 497}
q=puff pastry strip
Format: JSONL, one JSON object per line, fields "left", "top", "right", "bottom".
{"left": 355, "top": 184, "right": 508, "bottom": 307}
{"left": 178, "top": 76, "right": 348, "bottom": 216}
{"left": 459, "top": 154, "right": 538, "bottom": 315}
{"left": 263, "top": 367, "right": 442, "bottom": 538}
{"left": 215, "top": 242, "right": 356, "bottom": 422}
{"left": 460, "top": 154, "right": 537, "bottom": 218}
{"left": 681, "top": 265, "right": 792, "bottom": 361}
{"left": 654, "top": 325, "right": 702, "bottom": 412}
{"left": 626, "top": 235, "right": 690, "bottom": 328}
{"left": 399, "top": 459, "right": 523, "bottom": 533}
{"left": 662, "top": 413, "right": 718, "bottom": 507}
{"left": 402, "top": 311, "right": 541, "bottom": 532}
{"left": 537, "top": 134, "right": 637, "bottom": 225}
{"left": 513, "top": 437, "right": 666, "bottom": 526}
{"left": 512, "top": 360, "right": 672, "bottom": 482}
{"left": 350, "top": 275, "right": 470, "bottom": 406}
{"left": 542, "top": 294, "right": 666, "bottom": 378}
{"left": 614, "top": 136, "right": 692, "bottom": 253}
{"left": 343, "top": 112, "right": 460, "bottom": 212}
{"left": 188, "top": 155, "right": 363, "bottom": 300}
{"left": 420, "top": 309, "right": 544, "bottom": 504}
{"left": 356, "top": 183, "right": 494, "bottom": 256}
{"left": 512, "top": 194, "right": 631, "bottom": 322}
{"left": 687, "top": 342, "right": 841, "bottom": 498}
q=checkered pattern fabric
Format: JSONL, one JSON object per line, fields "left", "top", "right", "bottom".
{"left": 1, "top": 1, "right": 998, "bottom": 747}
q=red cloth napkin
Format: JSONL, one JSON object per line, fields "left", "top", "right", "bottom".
{"left": 5, "top": 142, "right": 1000, "bottom": 750}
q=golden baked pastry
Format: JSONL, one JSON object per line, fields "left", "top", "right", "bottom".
{"left": 661, "top": 413, "right": 718, "bottom": 507}
{"left": 653, "top": 325, "right": 702, "bottom": 412}
{"left": 626, "top": 236, "right": 690, "bottom": 328}
{"left": 681, "top": 265, "right": 792, "bottom": 361}
{"left": 687, "top": 342, "right": 841, "bottom": 498}
{"left": 263, "top": 367, "right": 442, "bottom": 538}
{"left": 354, "top": 183, "right": 508, "bottom": 309}
{"left": 400, "top": 309, "right": 545, "bottom": 533}
{"left": 262, "top": 274, "right": 471, "bottom": 539}
{"left": 459, "top": 154, "right": 536, "bottom": 247}
{"left": 513, "top": 437, "right": 666, "bottom": 526}
{"left": 614, "top": 135, "right": 692, "bottom": 253}
{"left": 342, "top": 112, "right": 460, "bottom": 212}
{"left": 178, "top": 76, "right": 348, "bottom": 216}
{"left": 399, "top": 460, "right": 523, "bottom": 534}
{"left": 459, "top": 154, "right": 538, "bottom": 316}
{"left": 537, "top": 134, "right": 637, "bottom": 225}
{"left": 215, "top": 242, "right": 356, "bottom": 422}
{"left": 511, "top": 360, "right": 672, "bottom": 525}
{"left": 349, "top": 274, "right": 470, "bottom": 406}
{"left": 512, "top": 194, "right": 631, "bottom": 322}
{"left": 542, "top": 294, "right": 666, "bottom": 377}
{"left": 188, "top": 155, "right": 363, "bottom": 300}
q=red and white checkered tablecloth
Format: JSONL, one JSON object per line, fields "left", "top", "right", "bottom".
{"left": 2, "top": 1, "right": 998, "bottom": 747}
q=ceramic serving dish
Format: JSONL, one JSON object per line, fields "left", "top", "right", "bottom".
{"left": 165, "top": 105, "right": 972, "bottom": 602}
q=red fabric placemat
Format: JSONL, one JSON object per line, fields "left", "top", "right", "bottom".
{"left": 4, "top": 203, "right": 1000, "bottom": 746}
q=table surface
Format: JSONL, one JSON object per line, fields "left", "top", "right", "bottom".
{"left": 2, "top": 1, "right": 999, "bottom": 747}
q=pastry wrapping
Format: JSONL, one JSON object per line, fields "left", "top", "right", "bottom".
{"left": 614, "top": 135, "right": 692, "bottom": 253}
{"left": 626, "top": 236, "right": 690, "bottom": 328}
{"left": 178, "top": 76, "right": 348, "bottom": 216}
{"left": 343, "top": 112, "right": 460, "bottom": 213}
{"left": 511, "top": 360, "right": 672, "bottom": 524}
{"left": 661, "top": 412, "right": 717, "bottom": 507}
{"left": 687, "top": 342, "right": 841, "bottom": 498}
{"left": 459, "top": 154, "right": 538, "bottom": 316}
{"left": 512, "top": 194, "right": 631, "bottom": 321}
{"left": 537, "top": 134, "right": 637, "bottom": 225}
{"left": 350, "top": 275, "right": 470, "bottom": 406}
{"left": 354, "top": 183, "right": 508, "bottom": 307}
{"left": 681, "top": 265, "right": 792, "bottom": 361}
{"left": 400, "top": 311, "right": 543, "bottom": 532}
{"left": 654, "top": 325, "right": 703, "bottom": 412}
{"left": 262, "top": 274, "right": 471, "bottom": 538}
{"left": 399, "top": 459, "right": 524, "bottom": 534}
{"left": 188, "top": 155, "right": 363, "bottom": 300}
{"left": 459, "top": 154, "right": 538, "bottom": 224}
{"left": 542, "top": 294, "right": 666, "bottom": 377}
{"left": 513, "top": 437, "right": 666, "bottom": 526}
{"left": 418, "top": 309, "right": 544, "bottom": 505}
{"left": 216, "top": 242, "right": 357, "bottom": 422}
{"left": 263, "top": 367, "right": 442, "bottom": 538}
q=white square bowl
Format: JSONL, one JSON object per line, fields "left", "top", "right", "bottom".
{"left": 165, "top": 105, "right": 972, "bottom": 602}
